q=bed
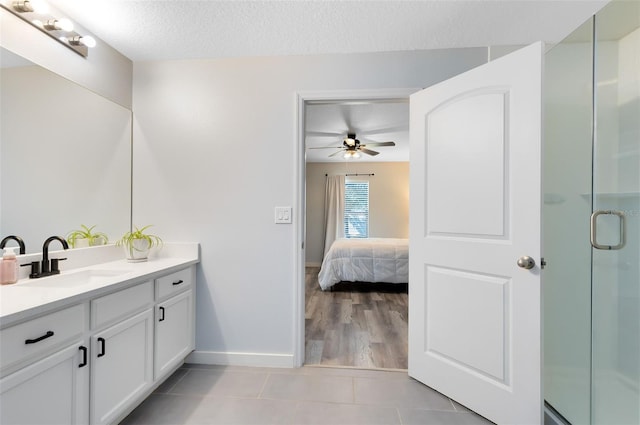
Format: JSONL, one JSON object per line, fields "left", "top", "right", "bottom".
{"left": 317, "top": 238, "right": 409, "bottom": 290}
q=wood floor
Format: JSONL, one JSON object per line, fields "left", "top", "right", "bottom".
{"left": 304, "top": 267, "right": 408, "bottom": 370}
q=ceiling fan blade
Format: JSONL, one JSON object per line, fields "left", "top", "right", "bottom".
{"left": 359, "top": 124, "right": 408, "bottom": 136}
{"left": 340, "top": 104, "right": 354, "bottom": 133}
{"left": 328, "top": 149, "right": 345, "bottom": 158}
{"left": 306, "top": 131, "right": 344, "bottom": 138}
{"left": 361, "top": 141, "right": 396, "bottom": 147}
{"left": 307, "top": 146, "right": 343, "bottom": 150}
{"left": 359, "top": 148, "right": 379, "bottom": 156}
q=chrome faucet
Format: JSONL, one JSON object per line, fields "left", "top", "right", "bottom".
{"left": 41, "top": 236, "right": 69, "bottom": 275}
{"left": 0, "top": 235, "right": 26, "bottom": 254}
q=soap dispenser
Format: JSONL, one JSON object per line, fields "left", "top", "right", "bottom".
{"left": 1, "top": 246, "right": 19, "bottom": 284}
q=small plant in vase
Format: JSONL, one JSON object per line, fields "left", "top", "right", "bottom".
{"left": 116, "top": 225, "right": 163, "bottom": 262}
{"left": 66, "top": 224, "right": 109, "bottom": 248}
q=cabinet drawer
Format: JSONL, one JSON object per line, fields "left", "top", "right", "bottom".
{"left": 91, "top": 281, "right": 153, "bottom": 329}
{"left": 155, "top": 268, "right": 192, "bottom": 300}
{"left": 0, "top": 304, "right": 86, "bottom": 373}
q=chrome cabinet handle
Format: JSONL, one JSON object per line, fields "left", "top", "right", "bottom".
{"left": 590, "top": 210, "right": 626, "bottom": 250}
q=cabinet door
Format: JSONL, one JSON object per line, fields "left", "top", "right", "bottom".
{"left": 155, "top": 290, "right": 194, "bottom": 379}
{"left": 91, "top": 309, "right": 153, "bottom": 425}
{"left": 0, "top": 342, "right": 89, "bottom": 425}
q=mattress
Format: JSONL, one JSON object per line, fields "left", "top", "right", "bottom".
{"left": 317, "top": 237, "right": 409, "bottom": 290}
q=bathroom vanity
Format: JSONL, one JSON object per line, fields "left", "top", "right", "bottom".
{"left": 0, "top": 243, "right": 199, "bottom": 425}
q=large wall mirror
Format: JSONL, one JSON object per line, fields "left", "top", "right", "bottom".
{"left": 0, "top": 46, "right": 132, "bottom": 254}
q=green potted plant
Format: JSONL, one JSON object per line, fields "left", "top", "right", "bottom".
{"left": 116, "top": 225, "right": 163, "bottom": 262}
{"left": 66, "top": 224, "right": 109, "bottom": 248}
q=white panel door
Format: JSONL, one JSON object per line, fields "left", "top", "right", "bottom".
{"left": 409, "top": 42, "right": 543, "bottom": 425}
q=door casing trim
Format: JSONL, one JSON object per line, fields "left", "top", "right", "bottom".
{"left": 292, "top": 88, "right": 418, "bottom": 367}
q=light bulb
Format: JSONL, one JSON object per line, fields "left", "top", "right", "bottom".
{"left": 28, "top": 0, "right": 48, "bottom": 13}
{"left": 45, "top": 18, "right": 73, "bottom": 31}
{"left": 56, "top": 18, "right": 73, "bottom": 31}
{"left": 12, "top": 0, "right": 46, "bottom": 13}
{"left": 79, "top": 35, "right": 96, "bottom": 48}
{"left": 31, "top": 19, "right": 44, "bottom": 28}
{"left": 69, "top": 35, "right": 97, "bottom": 48}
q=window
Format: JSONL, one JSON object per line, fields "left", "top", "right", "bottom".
{"left": 344, "top": 181, "right": 369, "bottom": 238}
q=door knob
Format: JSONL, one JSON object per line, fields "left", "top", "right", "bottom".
{"left": 517, "top": 256, "right": 535, "bottom": 270}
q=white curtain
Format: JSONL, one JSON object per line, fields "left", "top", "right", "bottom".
{"left": 322, "top": 175, "right": 345, "bottom": 258}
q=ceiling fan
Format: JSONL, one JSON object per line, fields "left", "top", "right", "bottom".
{"left": 309, "top": 133, "right": 396, "bottom": 159}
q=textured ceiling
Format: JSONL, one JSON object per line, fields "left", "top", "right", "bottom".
{"left": 48, "top": 0, "right": 608, "bottom": 62}
{"left": 43, "top": 0, "right": 608, "bottom": 163}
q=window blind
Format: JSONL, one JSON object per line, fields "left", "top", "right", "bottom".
{"left": 344, "top": 181, "right": 369, "bottom": 238}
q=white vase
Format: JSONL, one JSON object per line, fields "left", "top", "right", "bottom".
{"left": 74, "top": 238, "right": 90, "bottom": 248}
{"left": 124, "top": 239, "right": 151, "bottom": 262}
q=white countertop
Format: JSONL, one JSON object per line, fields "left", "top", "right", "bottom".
{"left": 0, "top": 243, "right": 199, "bottom": 328}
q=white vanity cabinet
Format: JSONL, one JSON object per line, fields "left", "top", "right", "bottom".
{"left": 0, "top": 263, "right": 197, "bottom": 425}
{"left": 90, "top": 282, "right": 154, "bottom": 425}
{"left": 154, "top": 267, "right": 195, "bottom": 380}
{"left": 0, "top": 341, "right": 89, "bottom": 424}
{"left": 91, "top": 310, "right": 154, "bottom": 425}
{"left": 0, "top": 304, "right": 89, "bottom": 424}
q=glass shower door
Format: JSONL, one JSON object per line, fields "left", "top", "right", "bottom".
{"left": 543, "top": 17, "right": 594, "bottom": 425}
{"left": 591, "top": 2, "right": 640, "bottom": 423}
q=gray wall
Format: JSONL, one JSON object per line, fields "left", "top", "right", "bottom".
{"left": 132, "top": 48, "right": 487, "bottom": 365}
{"left": 305, "top": 162, "right": 410, "bottom": 266}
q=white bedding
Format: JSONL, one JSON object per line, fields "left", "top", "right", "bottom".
{"left": 317, "top": 238, "right": 409, "bottom": 290}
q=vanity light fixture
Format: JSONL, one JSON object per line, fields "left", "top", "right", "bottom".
{"left": 11, "top": 0, "right": 47, "bottom": 13}
{"left": 69, "top": 35, "right": 96, "bottom": 48}
{"left": 1, "top": 0, "right": 96, "bottom": 57}
{"left": 43, "top": 17, "right": 73, "bottom": 31}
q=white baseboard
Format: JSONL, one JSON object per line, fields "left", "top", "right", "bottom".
{"left": 186, "top": 351, "right": 295, "bottom": 368}
{"left": 305, "top": 262, "right": 322, "bottom": 267}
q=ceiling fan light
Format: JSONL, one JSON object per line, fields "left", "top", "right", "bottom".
{"left": 344, "top": 133, "right": 358, "bottom": 147}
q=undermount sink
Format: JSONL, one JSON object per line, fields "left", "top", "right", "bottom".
{"left": 21, "top": 269, "right": 131, "bottom": 288}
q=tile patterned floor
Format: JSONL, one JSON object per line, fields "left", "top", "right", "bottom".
{"left": 120, "top": 364, "right": 493, "bottom": 425}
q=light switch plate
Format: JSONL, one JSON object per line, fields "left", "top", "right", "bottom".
{"left": 275, "top": 206, "right": 292, "bottom": 224}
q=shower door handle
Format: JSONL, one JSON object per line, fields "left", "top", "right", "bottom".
{"left": 590, "top": 210, "right": 626, "bottom": 250}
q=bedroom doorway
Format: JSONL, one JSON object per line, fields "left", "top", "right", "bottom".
{"left": 295, "top": 89, "right": 416, "bottom": 369}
